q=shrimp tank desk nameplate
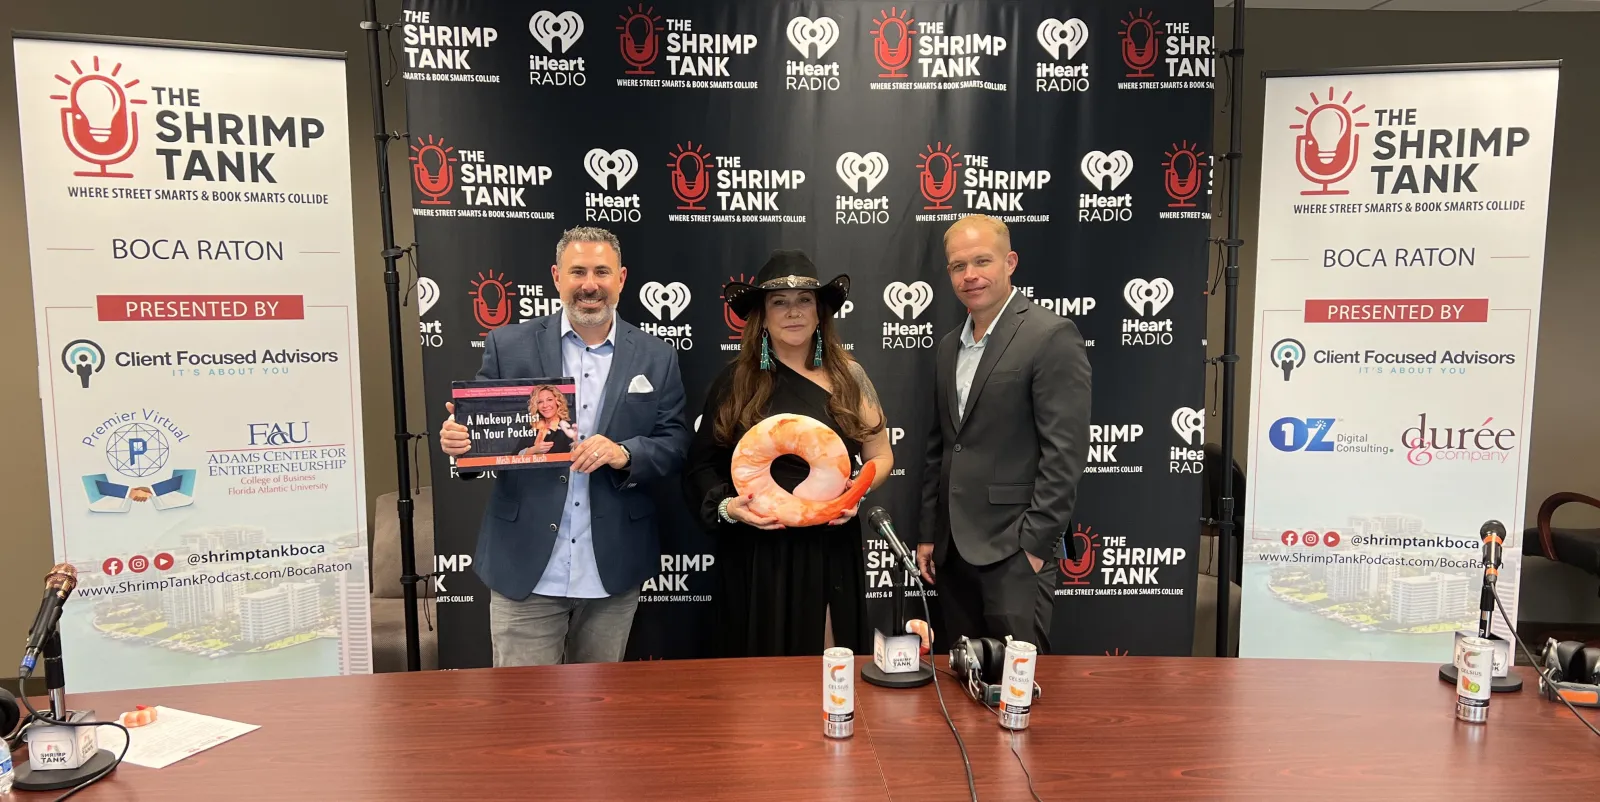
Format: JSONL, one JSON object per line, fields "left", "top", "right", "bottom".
{"left": 451, "top": 378, "right": 579, "bottom": 470}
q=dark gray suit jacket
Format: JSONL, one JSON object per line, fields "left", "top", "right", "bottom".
{"left": 464, "top": 313, "right": 690, "bottom": 598}
{"left": 918, "top": 295, "right": 1092, "bottom": 567}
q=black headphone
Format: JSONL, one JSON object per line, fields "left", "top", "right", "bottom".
{"left": 1, "top": 687, "right": 20, "bottom": 741}
{"left": 1537, "top": 638, "right": 1600, "bottom": 707}
{"left": 950, "top": 635, "right": 1041, "bottom": 707}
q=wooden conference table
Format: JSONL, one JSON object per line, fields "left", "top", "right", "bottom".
{"left": 13, "top": 656, "right": 1599, "bottom": 800}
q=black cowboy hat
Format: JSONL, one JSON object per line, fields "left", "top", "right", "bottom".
{"left": 722, "top": 249, "right": 851, "bottom": 320}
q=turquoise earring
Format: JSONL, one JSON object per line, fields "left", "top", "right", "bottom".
{"left": 759, "top": 329, "right": 773, "bottom": 370}
{"left": 811, "top": 329, "right": 823, "bottom": 368}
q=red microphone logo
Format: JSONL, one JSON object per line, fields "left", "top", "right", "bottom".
{"left": 409, "top": 134, "right": 457, "bottom": 206}
{"left": 917, "top": 142, "right": 963, "bottom": 211}
{"left": 52, "top": 56, "right": 145, "bottom": 178}
{"left": 871, "top": 8, "right": 916, "bottom": 79}
{"left": 667, "top": 141, "right": 713, "bottom": 211}
{"left": 1119, "top": 10, "right": 1161, "bottom": 79}
{"left": 1293, "top": 87, "right": 1368, "bottom": 196}
{"left": 1163, "top": 140, "right": 1206, "bottom": 208}
{"left": 1059, "top": 523, "right": 1101, "bottom": 587}
{"left": 721, "top": 274, "right": 753, "bottom": 340}
{"left": 470, "top": 270, "right": 518, "bottom": 336}
{"left": 618, "top": 4, "right": 663, "bottom": 75}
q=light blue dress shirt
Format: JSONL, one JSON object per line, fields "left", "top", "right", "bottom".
{"left": 954, "top": 288, "right": 1018, "bottom": 422}
{"left": 532, "top": 314, "right": 615, "bottom": 599}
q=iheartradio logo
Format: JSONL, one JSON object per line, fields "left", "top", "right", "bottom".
{"left": 529, "top": 10, "right": 585, "bottom": 53}
{"left": 417, "top": 277, "right": 440, "bottom": 316}
{"left": 584, "top": 148, "right": 638, "bottom": 190}
{"left": 1171, "top": 407, "right": 1205, "bottom": 446}
{"left": 1123, "top": 278, "right": 1173, "bottom": 316}
{"left": 883, "top": 281, "right": 933, "bottom": 320}
{"left": 1036, "top": 18, "right": 1088, "bottom": 60}
{"left": 1292, "top": 87, "right": 1369, "bottom": 196}
{"left": 52, "top": 55, "right": 148, "bottom": 178}
{"left": 639, "top": 281, "right": 690, "bottom": 321}
{"left": 836, "top": 152, "right": 888, "bottom": 193}
{"left": 1081, "top": 150, "right": 1133, "bottom": 191}
{"left": 410, "top": 134, "right": 457, "bottom": 205}
{"left": 787, "top": 16, "right": 839, "bottom": 58}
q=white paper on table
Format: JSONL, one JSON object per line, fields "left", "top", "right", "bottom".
{"left": 95, "top": 706, "right": 260, "bottom": 769}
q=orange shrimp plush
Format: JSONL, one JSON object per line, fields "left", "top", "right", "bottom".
{"left": 731, "top": 414, "right": 875, "bottom": 527}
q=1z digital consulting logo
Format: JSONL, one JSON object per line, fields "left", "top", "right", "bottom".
{"left": 583, "top": 147, "right": 641, "bottom": 222}
{"left": 51, "top": 55, "right": 147, "bottom": 178}
{"left": 616, "top": 4, "right": 759, "bottom": 87}
{"left": 1034, "top": 18, "right": 1090, "bottom": 92}
{"left": 1121, "top": 277, "right": 1173, "bottom": 346}
{"left": 835, "top": 151, "right": 890, "bottom": 225}
{"left": 1117, "top": 10, "right": 1213, "bottom": 90}
{"left": 786, "top": 15, "right": 841, "bottom": 91}
{"left": 401, "top": 9, "right": 499, "bottom": 79}
{"left": 638, "top": 281, "right": 692, "bottom": 350}
{"left": 1169, "top": 407, "right": 1204, "bottom": 473}
{"left": 528, "top": 10, "right": 586, "bottom": 86}
{"left": 882, "top": 281, "right": 934, "bottom": 350}
{"left": 869, "top": 7, "right": 1008, "bottom": 91}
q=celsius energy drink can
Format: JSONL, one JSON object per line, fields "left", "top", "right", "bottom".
{"left": 823, "top": 647, "right": 854, "bottom": 739}
{"left": 999, "top": 640, "right": 1038, "bottom": 730}
{"left": 1456, "top": 636, "right": 1493, "bottom": 723}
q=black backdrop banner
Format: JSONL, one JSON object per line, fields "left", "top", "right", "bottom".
{"left": 400, "top": 0, "right": 1214, "bottom": 667}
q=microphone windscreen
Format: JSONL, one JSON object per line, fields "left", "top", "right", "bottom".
{"left": 1480, "top": 520, "right": 1507, "bottom": 541}
{"left": 866, "top": 506, "right": 891, "bottom": 530}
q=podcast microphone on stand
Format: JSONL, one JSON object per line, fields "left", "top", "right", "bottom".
{"left": 22, "top": 564, "right": 77, "bottom": 676}
{"left": 862, "top": 507, "right": 935, "bottom": 688}
{"left": 1438, "top": 520, "right": 1524, "bottom": 692}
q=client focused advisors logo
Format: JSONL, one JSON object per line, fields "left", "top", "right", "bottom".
{"left": 835, "top": 151, "right": 891, "bottom": 226}
{"left": 583, "top": 148, "right": 642, "bottom": 223}
{"left": 882, "top": 281, "right": 934, "bottom": 350}
{"left": 80, "top": 409, "right": 196, "bottom": 513}
{"left": 1121, "top": 278, "right": 1174, "bottom": 347}
{"left": 410, "top": 134, "right": 457, "bottom": 205}
{"left": 1117, "top": 9, "right": 1214, "bottom": 90}
{"left": 638, "top": 281, "right": 692, "bottom": 350}
{"left": 1034, "top": 18, "right": 1090, "bottom": 93}
{"left": 1161, "top": 141, "right": 1211, "bottom": 219}
{"left": 1080, "top": 150, "right": 1134, "bottom": 223}
{"left": 667, "top": 141, "right": 807, "bottom": 223}
{"left": 62, "top": 339, "right": 107, "bottom": 388}
{"left": 470, "top": 270, "right": 519, "bottom": 337}
{"left": 528, "top": 10, "right": 587, "bottom": 86}
{"left": 1169, "top": 407, "right": 1204, "bottom": 474}
{"left": 1269, "top": 338, "right": 1305, "bottom": 381}
{"left": 1402, "top": 413, "right": 1516, "bottom": 467}
{"left": 401, "top": 9, "right": 500, "bottom": 79}
{"left": 785, "top": 16, "right": 841, "bottom": 91}
{"left": 617, "top": 4, "right": 761, "bottom": 88}
{"left": 51, "top": 55, "right": 148, "bottom": 178}
{"left": 1086, "top": 423, "right": 1144, "bottom": 475}
{"left": 1292, "top": 87, "right": 1368, "bottom": 196}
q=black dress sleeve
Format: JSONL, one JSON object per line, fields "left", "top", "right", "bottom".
{"left": 684, "top": 364, "right": 738, "bottom": 531}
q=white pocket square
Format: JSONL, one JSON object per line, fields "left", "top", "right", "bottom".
{"left": 628, "top": 374, "right": 654, "bottom": 393}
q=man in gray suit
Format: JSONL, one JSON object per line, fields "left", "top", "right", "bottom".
{"left": 439, "top": 226, "right": 690, "bottom": 666}
{"left": 917, "top": 215, "right": 1092, "bottom": 652}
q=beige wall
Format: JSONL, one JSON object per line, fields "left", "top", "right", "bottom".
{"left": 0, "top": 0, "right": 424, "bottom": 658}
{"left": 1209, "top": 8, "right": 1600, "bottom": 622}
{"left": 1, "top": 5, "right": 1596, "bottom": 663}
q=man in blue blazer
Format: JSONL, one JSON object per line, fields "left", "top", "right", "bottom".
{"left": 439, "top": 227, "right": 690, "bottom": 666}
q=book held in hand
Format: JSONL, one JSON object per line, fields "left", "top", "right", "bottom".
{"left": 451, "top": 378, "right": 579, "bottom": 470}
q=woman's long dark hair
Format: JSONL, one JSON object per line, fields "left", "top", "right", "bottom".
{"left": 713, "top": 297, "right": 883, "bottom": 446}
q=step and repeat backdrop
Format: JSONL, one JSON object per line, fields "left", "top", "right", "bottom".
{"left": 400, "top": 0, "right": 1215, "bottom": 666}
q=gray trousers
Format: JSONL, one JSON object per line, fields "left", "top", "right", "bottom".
{"left": 487, "top": 586, "right": 641, "bottom": 667}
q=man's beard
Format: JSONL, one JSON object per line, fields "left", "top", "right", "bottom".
{"left": 566, "top": 292, "right": 614, "bottom": 328}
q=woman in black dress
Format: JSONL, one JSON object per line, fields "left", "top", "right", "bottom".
{"left": 685, "top": 250, "right": 894, "bottom": 658}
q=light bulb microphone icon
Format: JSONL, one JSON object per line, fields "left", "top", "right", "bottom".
{"left": 919, "top": 152, "right": 957, "bottom": 211}
{"left": 1122, "top": 19, "right": 1158, "bottom": 78}
{"left": 1295, "top": 103, "right": 1359, "bottom": 195}
{"left": 1164, "top": 150, "right": 1200, "bottom": 208}
{"left": 620, "top": 12, "right": 658, "bottom": 74}
{"left": 873, "top": 16, "right": 912, "bottom": 78}
{"left": 670, "top": 150, "right": 709, "bottom": 211}
{"left": 60, "top": 72, "right": 138, "bottom": 178}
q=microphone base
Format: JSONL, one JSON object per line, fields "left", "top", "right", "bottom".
{"left": 862, "top": 661, "right": 934, "bottom": 689}
{"left": 1438, "top": 663, "right": 1524, "bottom": 693}
{"left": 13, "top": 748, "right": 118, "bottom": 791}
